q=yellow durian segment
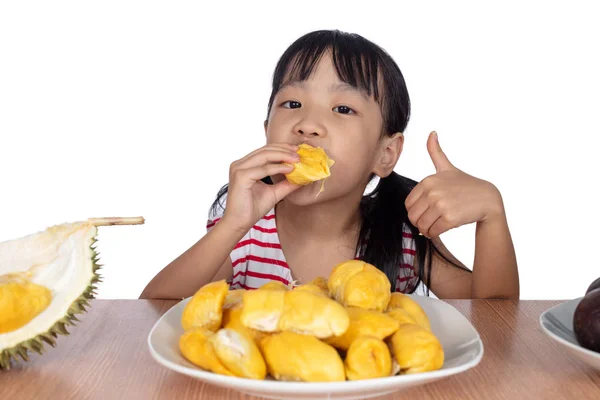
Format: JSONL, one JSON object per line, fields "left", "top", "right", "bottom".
{"left": 0, "top": 280, "right": 53, "bottom": 334}
{"left": 210, "top": 328, "right": 267, "bottom": 380}
{"left": 328, "top": 260, "right": 391, "bottom": 312}
{"left": 386, "top": 307, "right": 418, "bottom": 327}
{"left": 324, "top": 307, "right": 399, "bottom": 350}
{"left": 258, "top": 281, "right": 290, "bottom": 291}
{"left": 223, "top": 289, "right": 246, "bottom": 310}
{"left": 260, "top": 331, "right": 345, "bottom": 382}
{"left": 277, "top": 290, "right": 349, "bottom": 338}
{"left": 240, "top": 289, "right": 286, "bottom": 332}
{"left": 285, "top": 143, "right": 335, "bottom": 186}
{"left": 178, "top": 327, "right": 234, "bottom": 376}
{"left": 310, "top": 277, "right": 329, "bottom": 292}
{"left": 386, "top": 292, "right": 431, "bottom": 331}
{"left": 292, "top": 283, "right": 329, "bottom": 296}
{"left": 389, "top": 323, "right": 444, "bottom": 374}
{"left": 181, "top": 279, "right": 229, "bottom": 332}
{"left": 222, "top": 305, "right": 265, "bottom": 343}
{"left": 241, "top": 288, "right": 349, "bottom": 338}
{"left": 344, "top": 336, "right": 393, "bottom": 380}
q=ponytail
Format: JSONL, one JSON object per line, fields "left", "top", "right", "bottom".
{"left": 358, "top": 171, "right": 431, "bottom": 294}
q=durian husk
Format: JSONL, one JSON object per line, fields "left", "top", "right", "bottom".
{"left": 0, "top": 217, "right": 143, "bottom": 370}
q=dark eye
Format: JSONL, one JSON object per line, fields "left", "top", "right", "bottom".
{"left": 333, "top": 105, "right": 356, "bottom": 114}
{"left": 281, "top": 101, "right": 301, "bottom": 109}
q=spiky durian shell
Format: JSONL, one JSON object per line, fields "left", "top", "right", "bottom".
{"left": 0, "top": 235, "right": 102, "bottom": 370}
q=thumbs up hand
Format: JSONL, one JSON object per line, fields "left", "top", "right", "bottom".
{"left": 405, "top": 131, "right": 505, "bottom": 238}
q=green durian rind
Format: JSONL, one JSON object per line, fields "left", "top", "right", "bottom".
{"left": 0, "top": 236, "right": 101, "bottom": 370}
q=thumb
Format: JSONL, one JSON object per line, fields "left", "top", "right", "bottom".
{"left": 427, "top": 131, "right": 454, "bottom": 172}
{"left": 271, "top": 179, "right": 302, "bottom": 202}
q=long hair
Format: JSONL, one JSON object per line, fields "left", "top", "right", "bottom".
{"left": 211, "top": 30, "right": 470, "bottom": 294}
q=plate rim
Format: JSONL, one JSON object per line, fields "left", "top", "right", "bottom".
{"left": 147, "top": 294, "right": 485, "bottom": 393}
{"left": 538, "top": 297, "right": 600, "bottom": 360}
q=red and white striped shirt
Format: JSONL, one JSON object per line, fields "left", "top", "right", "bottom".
{"left": 206, "top": 195, "right": 429, "bottom": 295}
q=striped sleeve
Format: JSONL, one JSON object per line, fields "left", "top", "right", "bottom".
{"left": 394, "top": 223, "right": 419, "bottom": 293}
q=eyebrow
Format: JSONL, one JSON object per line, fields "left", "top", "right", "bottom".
{"left": 280, "top": 80, "right": 371, "bottom": 101}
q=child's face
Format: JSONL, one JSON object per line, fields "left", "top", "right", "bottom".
{"left": 265, "top": 53, "right": 399, "bottom": 205}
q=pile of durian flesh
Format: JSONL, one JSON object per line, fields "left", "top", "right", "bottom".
{"left": 178, "top": 260, "right": 444, "bottom": 382}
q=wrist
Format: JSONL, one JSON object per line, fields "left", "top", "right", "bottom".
{"left": 218, "top": 215, "right": 252, "bottom": 239}
{"left": 480, "top": 182, "right": 506, "bottom": 223}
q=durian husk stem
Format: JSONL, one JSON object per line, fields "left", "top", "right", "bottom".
{"left": 87, "top": 217, "right": 145, "bottom": 226}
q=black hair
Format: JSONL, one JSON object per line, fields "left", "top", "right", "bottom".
{"left": 211, "top": 29, "right": 470, "bottom": 294}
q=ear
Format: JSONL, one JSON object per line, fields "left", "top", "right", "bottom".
{"left": 372, "top": 132, "right": 404, "bottom": 178}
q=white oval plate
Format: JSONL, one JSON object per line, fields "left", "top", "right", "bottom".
{"left": 148, "top": 294, "right": 484, "bottom": 400}
{"left": 539, "top": 297, "right": 600, "bottom": 371}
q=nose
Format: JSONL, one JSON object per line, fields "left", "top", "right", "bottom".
{"left": 293, "top": 111, "right": 327, "bottom": 139}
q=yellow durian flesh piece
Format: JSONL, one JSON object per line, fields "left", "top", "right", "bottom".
{"left": 260, "top": 331, "right": 345, "bottom": 382}
{"left": 222, "top": 305, "right": 265, "bottom": 343}
{"left": 310, "top": 277, "right": 329, "bottom": 293}
{"left": 328, "top": 260, "right": 391, "bottom": 312}
{"left": 324, "top": 307, "right": 399, "bottom": 351}
{"left": 241, "top": 287, "right": 349, "bottom": 338}
{"left": 386, "top": 307, "right": 418, "bottom": 327}
{"left": 292, "top": 283, "right": 329, "bottom": 296}
{"left": 179, "top": 327, "right": 234, "bottom": 376}
{"left": 328, "top": 260, "right": 364, "bottom": 298}
{"left": 389, "top": 323, "right": 444, "bottom": 374}
{"left": 258, "top": 281, "right": 290, "bottom": 291}
{"left": 223, "top": 289, "right": 246, "bottom": 309}
{"left": 344, "top": 336, "right": 393, "bottom": 380}
{"left": 386, "top": 292, "right": 431, "bottom": 331}
{"left": 210, "top": 328, "right": 267, "bottom": 380}
{"left": 181, "top": 279, "right": 229, "bottom": 332}
{"left": 0, "top": 279, "right": 53, "bottom": 334}
{"left": 284, "top": 143, "right": 335, "bottom": 186}
{"left": 240, "top": 289, "right": 286, "bottom": 332}
{"left": 277, "top": 290, "right": 349, "bottom": 338}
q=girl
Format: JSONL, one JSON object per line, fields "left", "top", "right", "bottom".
{"left": 140, "top": 30, "right": 519, "bottom": 300}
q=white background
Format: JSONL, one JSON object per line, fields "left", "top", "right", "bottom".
{"left": 1, "top": 1, "right": 598, "bottom": 300}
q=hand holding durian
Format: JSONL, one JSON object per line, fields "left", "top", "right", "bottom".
{"left": 178, "top": 259, "right": 444, "bottom": 382}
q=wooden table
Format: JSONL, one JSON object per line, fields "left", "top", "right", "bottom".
{"left": 1, "top": 299, "right": 599, "bottom": 399}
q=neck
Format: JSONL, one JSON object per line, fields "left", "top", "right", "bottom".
{"left": 275, "top": 189, "right": 364, "bottom": 244}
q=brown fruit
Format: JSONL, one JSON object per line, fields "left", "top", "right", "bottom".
{"left": 586, "top": 277, "right": 600, "bottom": 295}
{"left": 573, "top": 288, "right": 600, "bottom": 353}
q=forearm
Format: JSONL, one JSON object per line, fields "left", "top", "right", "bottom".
{"left": 139, "top": 219, "right": 245, "bottom": 299}
{"left": 471, "top": 203, "right": 519, "bottom": 299}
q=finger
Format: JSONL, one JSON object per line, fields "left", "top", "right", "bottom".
{"left": 406, "top": 197, "right": 429, "bottom": 227}
{"left": 235, "top": 149, "right": 300, "bottom": 170}
{"left": 416, "top": 207, "right": 442, "bottom": 238}
{"left": 271, "top": 179, "right": 302, "bottom": 202}
{"left": 405, "top": 184, "right": 425, "bottom": 210}
{"left": 236, "top": 143, "right": 299, "bottom": 165}
{"left": 236, "top": 163, "right": 295, "bottom": 183}
{"left": 428, "top": 217, "right": 453, "bottom": 238}
{"left": 427, "top": 131, "right": 454, "bottom": 173}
